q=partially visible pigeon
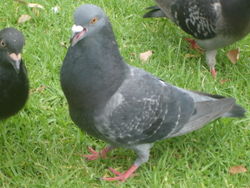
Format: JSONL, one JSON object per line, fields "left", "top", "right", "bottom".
{"left": 0, "top": 28, "right": 29, "bottom": 120}
{"left": 61, "top": 4, "right": 246, "bottom": 182}
{"left": 144, "top": 0, "right": 250, "bottom": 77}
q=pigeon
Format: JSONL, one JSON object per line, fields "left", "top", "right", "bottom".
{"left": 60, "top": 4, "right": 246, "bottom": 182}
{"left": 0, "top": 28, "right": 29, "bottom": 120}
{"left": 144, "top": 0, "right": 250, "bottom": 77}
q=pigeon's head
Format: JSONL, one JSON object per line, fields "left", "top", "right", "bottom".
{"left": 0, "top": 27, "right": 25, "bottom": 73}
{"left": 71, "top": 4, "right": 107, "bottom": 46}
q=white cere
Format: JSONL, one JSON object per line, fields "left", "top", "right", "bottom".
{"left": 72, "top": 25, "right": 83, "bottom": 33}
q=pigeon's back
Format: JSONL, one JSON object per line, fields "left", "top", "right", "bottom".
{"left": 92, "top": 66, "right": 245, "bottom": 146}
{"left": 92, "top": 67, "right": 193, "bottom": 145}
{"left": 151, "top": 0, "right": 250, "bottom": 40}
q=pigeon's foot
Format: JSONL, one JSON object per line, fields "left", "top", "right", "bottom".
{"left": 82, "top": 146, "right": 112, "bottom": 161}
{"left": 102, "top": 165, "right": 138, "bottom": 182}
{"left": 210, "top": 67, "right": 217, "bottom": 78}
{"left": 184, "top": 38, "right": 203, "bottom": 53}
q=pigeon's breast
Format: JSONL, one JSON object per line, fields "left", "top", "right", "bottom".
{"left": 0, "top": 67, "right": 28, "bottom": 118}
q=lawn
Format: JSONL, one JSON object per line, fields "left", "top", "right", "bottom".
{"left": 0, "top": 0, "right": 249, "bottom": 187}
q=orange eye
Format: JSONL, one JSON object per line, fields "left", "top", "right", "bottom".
{"left": 89, "top": 17, "right": 98, "bottom": 24}
{"left": 0, "top": 40, "right": 6, "bottom": 48}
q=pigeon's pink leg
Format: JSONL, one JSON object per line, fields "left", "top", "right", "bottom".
{"left": 82, "top": 146, "right": 113, "bottom": 161}
{"left": 206, "top": 50, "right": 217, "bottom": 78}
{"left": 184, "top": 38, "right": 203, "bottom": 53}
{"left": 101, "top": 144, "right": 152, "bottom": 182}
{"left": 102, "top": 165, "right": 139, "bottom": 182}
{"left": 210, "top": 67, "right": 217, "bottom": 78}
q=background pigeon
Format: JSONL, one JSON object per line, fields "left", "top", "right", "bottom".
{"left": 0, "top": 28, "right": 29, "bottom": 120}
{"left": 61, "top": 4, "right": 246, "bottom": 182}
{"left": 144, "top": 0, "right": 250, "bottom": 77}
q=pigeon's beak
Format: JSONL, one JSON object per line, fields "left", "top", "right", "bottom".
{"left": 9, "top": 53, "right": 21, "bottom": 74}
{"left": 71, "top": 25, "right": 88, "bottom": 47}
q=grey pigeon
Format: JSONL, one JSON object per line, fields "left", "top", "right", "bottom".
{"left": 144, "top": 0, "right": 250, "bottom": 77}
{"left": 61, "top": 4, "right": 246, "bottom": 181}
{"left": 0, "top": 28, "right": 29, "bottom": 120}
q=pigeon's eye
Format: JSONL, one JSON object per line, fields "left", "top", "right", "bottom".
{"left": 0, "top": 40, "right": 6, "bottom": 48}
{"left": 89, "top": 17, "right": 99, "bottom": 24}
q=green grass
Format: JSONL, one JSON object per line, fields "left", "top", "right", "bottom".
{"left": 0, "top": 0, "right": 249, "bottom": 187}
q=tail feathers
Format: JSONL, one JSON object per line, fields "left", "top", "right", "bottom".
{"left": 189, "top": 91, "right": 246, "bottom": 118}
{"left": 143, "top": 6, "right": 166, "bottom": 18}
{"left": 168, "top": 97, "right": 246, "bottom": 138}
{"left": 223, "top": 104, "right": 246, "bottom": 118}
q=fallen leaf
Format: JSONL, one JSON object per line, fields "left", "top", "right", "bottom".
{"left": 14, "top": 0, "right": 27, "bottom": 5}
{"left": 130, "top": 52, "right": 136, "bottom": 56}
{"left": 173, "top": 153, "right": 182, "bottom": 159}
{"left": 219, "top": 79, "right": 230, "bottom": 84}
{"left": 139, "top": 50, "right": 153, "bottom": 62}
{"left": 229, "top": 165, "right": 247, "bottom": 175}
{"left": 18, "top": 14, "right": 31, "bottom": 24}
{"left": 36, "top": 85, "right": 46, "bottom": 92}
{"left": 184, "top": 53, "right": 200, "bottom": 58}
{"left": 27, "top": 3, "right": 44, "bottom": 9}
{"left": 30, "top": 85, "right": 46, "bottom": 94}
{"left": 227, "top": 48, "right": 240, "bottom": 64}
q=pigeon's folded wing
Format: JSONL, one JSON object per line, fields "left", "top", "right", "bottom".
{"left": 169, "top": 0, "right": 220, "bottom": 39}
{"left": 94, "top": 67, "right": 195, "bottom": 145}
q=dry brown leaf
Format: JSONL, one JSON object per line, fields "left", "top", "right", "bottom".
{"left": 30, "top": 85, "right": 46, "bottom": 94}
{"left": 36, "top": 85, "right": 46, "bottom": 92}
{"left": 139, "top": 50, "right": 153, "bottom": 62}
{"left": 229, "top": 165, "right": 247, "bottom": 175}
{"left": 227, "top": 48, "right": 240, "bottom": 64}
{"left": 27, "top": 3, "right": 44, "bottom": 9}
{"left": 18, "top": 14, "right": 31, "bottom": 24}
{"left": 219, "top": 79, "right": 230, "bottom": 84}
{"left": 174, "top": 153, "right": 182, "bottom": 159}
{"left": 14, "top": 0, "right": 27, "bottom": 5}
{"left": 184, "top": 53, "right": 200, "bottom": 58}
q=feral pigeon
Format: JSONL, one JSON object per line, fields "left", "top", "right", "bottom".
{"left": 0, "top": 28, "right": 29, "bottom": 120}
{"left": 61, "top": 4, "right": 246, "bottom": 182}
{"left": 144, "top": 0, "right": 250, "bottom": 77}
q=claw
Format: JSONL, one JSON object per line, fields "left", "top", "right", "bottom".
{"left": 82, "top": 147, "right": 100, "bottom": 160}
{"left": 102, "top": 165, "right": 138, "bottom": 182}
{"left": 184, "top": 38, "right": 204, "bottom": 53}
{"left": 108, "top": 167, "right": 122, "bottom": 176}
{"left": 210, "top": 67, "right": 217, "bottom": 78}
{"left": 87, "top": 146, "right": 98, "bottom": 154}
{"left": 82, "top": 146, "right": 112, "bottom": 161}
